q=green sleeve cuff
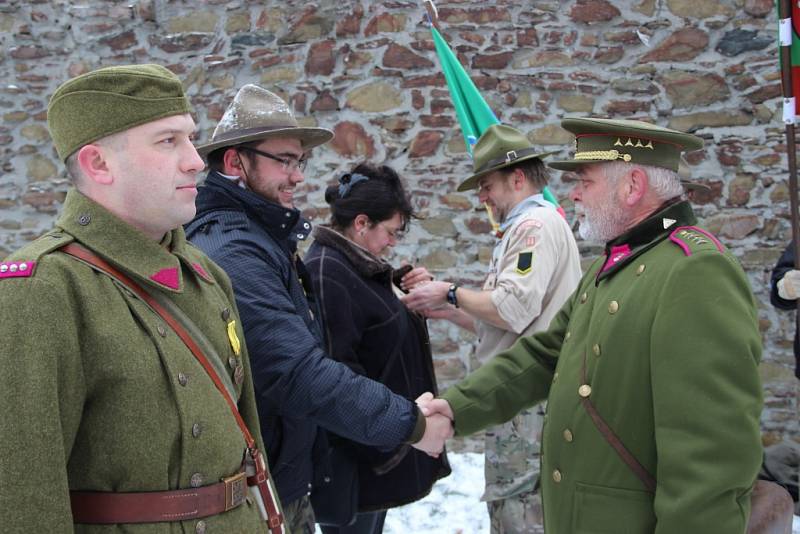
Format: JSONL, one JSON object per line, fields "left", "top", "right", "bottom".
{"left": 441, "top": 387, "right": 477, "bottom": 437}
{"left": 406, "top": 405, "right": 426, "bottom": 444}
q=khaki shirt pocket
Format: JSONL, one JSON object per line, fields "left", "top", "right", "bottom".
{"left": 572, "top": 481, "right": 655, "bottom": 534}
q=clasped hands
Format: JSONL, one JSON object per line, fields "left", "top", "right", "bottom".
{"left": 411, "top": 392, "right": 454, "bottom": 458}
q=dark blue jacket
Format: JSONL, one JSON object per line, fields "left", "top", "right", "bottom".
{"left": 185, "top": 172, "right": 421, "bottom": 505}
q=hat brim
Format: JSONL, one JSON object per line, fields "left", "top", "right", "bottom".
{"left": 457, "top": 151, "right": 557, "bottom": 192}
{"left": 547, "top": 159, "right": 599, "bottom": 172}
{"left": 196, "top": 126, "right": 334, "bottom": 157}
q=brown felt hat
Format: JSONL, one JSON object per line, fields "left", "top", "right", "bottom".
{"left": 47, "top": 64, "right": 192, "bottom": 162}
{"left": 196, "top": 84, "right": 333, "bottom": 157}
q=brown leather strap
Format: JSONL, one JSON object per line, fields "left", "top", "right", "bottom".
{"left": 71, "top": 472, "right": 247, "bottom": 524}
{"left": 579, "top": 356, "right": 656, "bottom": 493}
{"left": 61, "top": 243, "right": 284, "bottom": 533}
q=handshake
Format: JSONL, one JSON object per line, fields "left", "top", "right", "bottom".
{"left": 411, "top": 392, "right": 454, "bottom": 457}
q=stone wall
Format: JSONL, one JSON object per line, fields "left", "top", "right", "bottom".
{"left": 0, "top": 0, "right": 797, "bottom": 447}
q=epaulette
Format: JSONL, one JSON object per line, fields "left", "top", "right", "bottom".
{"left": 1, "top": 230, "right": 74, "bottom": 280}
{"left": 668, "top": 226, "right": 725, "bottom": 257}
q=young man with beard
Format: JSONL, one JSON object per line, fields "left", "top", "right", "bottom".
{"left": 416, "top": 118, "right": 764, "bottom": 533}
{"left": 185, "top": 84, "right": 450, "bottom": 534}
{"left": 402, "top": 124, "right": 581, "bottom": 534}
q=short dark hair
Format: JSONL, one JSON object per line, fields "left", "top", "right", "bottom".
{"left": 324, "top": 163, "right": 413, "bottom": 231}
{"left": 206, "top": 140, "right": 263, "bottom": 173}
{"left": 501, "top": 158, "right": 550, "bottom": 189}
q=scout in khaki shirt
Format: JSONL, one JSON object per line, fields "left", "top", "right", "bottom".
{"left": 402, "top": 124, "right": 581, "bottom": 533}
{"left": 414, "top": 118, "right": 764, "bottom": 534}
{"left": 0, "top": 65, "right": 282, "bottom": 533}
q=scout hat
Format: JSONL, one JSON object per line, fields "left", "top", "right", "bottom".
{"left": 457, "top": 124, "right": 554, "bottom": 192}
{"left": 548, "top": 117, "right": 703, "bottom": 172}
{"left": 47, "top": 64, "right": 192, "bottom": 162}
{"left": 196, "top": 84, "right": 333, "bottom": 157}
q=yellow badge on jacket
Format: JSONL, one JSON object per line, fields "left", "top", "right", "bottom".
{"left": 516, "top": 251, "right": 533, "bottom": 275}
{"left": 227, "top": 320, "right": 241, "bottom": 356}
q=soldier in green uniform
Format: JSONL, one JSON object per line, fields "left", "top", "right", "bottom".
{"left": 0, "top": 65, "right": 281, "bottom": 533}
{"left": 416, "top": 118, "right": 764, "bottom": 533}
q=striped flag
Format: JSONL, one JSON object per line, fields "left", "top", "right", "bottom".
{"left": 426, "top": 9, "right": 564, "bottom": 215}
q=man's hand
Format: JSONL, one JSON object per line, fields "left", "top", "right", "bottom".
{"left": 412, "top": 413, "right": 453, "bottom": 457}
{"left": 400, "top": 265, "right": 435, "bottom": 291}
{"left": 416, "top": 392, "right": 455, "bottom": 420}
{"left": 777, "top": 269, "right": 800, "bottom": 300}
{"left": 401, "top": 280, "right": 451, "bottom": 311}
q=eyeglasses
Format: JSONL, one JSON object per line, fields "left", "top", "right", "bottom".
{"left": 239, "top": 147, "right": 307, "bottom": 174}
{"left": 375, "top": 221, "right": 407, "bottom": 240}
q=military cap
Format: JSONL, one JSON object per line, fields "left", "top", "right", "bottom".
{"left": 457, "top": 124, "right": 553, "bottom": 192}
{"left": 548, "top": 117, "right": 703, "bottom": 172}
{"left": 47, "top": 64, "right": 192, "bottom": 162}
{"left": 196, "top": 84, "right": 333, "bottom": 157}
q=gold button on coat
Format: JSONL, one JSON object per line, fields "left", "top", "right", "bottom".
{"left": 608, "top": 300, "right": 619, "bottom": 314}
{"left": 157, "top": 325, "right": 167, "bottom": 337}
{"left": 563, "top": 429, "right": 574, "bottom": 442}
{"left": 637, "top": 264, "right": 646, "bottom": 275}
{"left": 580, "top": 292, "right": 588, "bottom": 303}
{"left": 191, "top": 422, "right": 202, "bottom": 438}
{"left": 195, "top": 520, "right": 206, "bottom": 534}
{"left": 553, "top": 469, "right": 562, "bottom": 483}
{"left": 178, "top": 372, "right": 188, "bottom": 387}
{"left": 592, "top": 344, "right": 601, "bottom": 356}
{"left": 578, "top": 384, "right": 592, "bottom": 397}
{"left": 552, "top": 372, "right": 559, "bottom": 383}
{"left": 190, "top": 473, "right": 204, "bottom": 488}
{"left": 564, "top": 331, "right": 571, "bottom": 341}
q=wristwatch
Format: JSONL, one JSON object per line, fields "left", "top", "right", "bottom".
{"left": 446, "top": 283, "right": 459, "bottom": 308}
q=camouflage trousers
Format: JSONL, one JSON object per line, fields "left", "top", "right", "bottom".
{"left": 487, "top": 489, "right": 544, "bottom": 534}
{"left": 283, "top": 494, "right": 316, "bottom": 534}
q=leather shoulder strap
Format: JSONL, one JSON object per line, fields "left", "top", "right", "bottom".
{"left": 580, "top": 355, "right": 656, "bottom": 493}
{"left": 60, "top": 242, "right": 285, "bottom": 533}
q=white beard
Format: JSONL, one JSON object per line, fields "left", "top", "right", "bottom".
{"left": 576, "top": 198, "right": 630, "bottom": 243}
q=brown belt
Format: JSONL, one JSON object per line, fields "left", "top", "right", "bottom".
{"left": 70, "top": 471, "right": 248, "bottom": 524}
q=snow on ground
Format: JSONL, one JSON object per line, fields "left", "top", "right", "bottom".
{"left": 322, "top": 452, "right": 800, "bottom": 533}
{"left": 384, "top": 452, "right": 489, "bottom": 534}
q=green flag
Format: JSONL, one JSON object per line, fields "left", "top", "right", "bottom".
{"left": 428, "top": 24, "right": 563, "bottom": 213}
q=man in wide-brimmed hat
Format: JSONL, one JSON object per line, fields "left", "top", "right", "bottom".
{"left": 403, "top": 123, "right": 581, "bottom": 534}
{"left": 186, "top": 84, "right": 451, "bottom": 533}
{"left": 416, "top": 118, "right": 766, "bottom": 533}
{"left": 0, "top": 65, "right": 282, "bottom": 532}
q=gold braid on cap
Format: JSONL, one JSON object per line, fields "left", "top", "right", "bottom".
{"left": 574, "top": 150, "right": 632, "bottom": 162}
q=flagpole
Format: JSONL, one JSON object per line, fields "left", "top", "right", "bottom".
{"left": 779, "top": 0, "right": 800, "bottom": 268}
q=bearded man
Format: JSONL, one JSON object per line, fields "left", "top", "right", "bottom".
{"left": 416, "top": 117, "right": 764, "bottom": 534}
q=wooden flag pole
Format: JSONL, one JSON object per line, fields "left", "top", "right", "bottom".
{"left": 779, "top": 0, "right": 800, "bottom": 267}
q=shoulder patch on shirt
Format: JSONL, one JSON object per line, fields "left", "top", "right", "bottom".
{"left": 0, "top": 260, "right": 36, "bottom": 279}
{"left": 516, "top": 251, "right": 533, "bottom": 275}
{"left": 668, "top": 226, "right": 725, "bottom": 257}
{"left": 1, "top": 230, "right": 74, "bottom": 280}
{"left": 514, "top": 219, "right": 543, "bottom": 235}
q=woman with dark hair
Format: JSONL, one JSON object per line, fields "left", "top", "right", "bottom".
{"left": 305, "top": 163, "right": 450, "bottom": 534}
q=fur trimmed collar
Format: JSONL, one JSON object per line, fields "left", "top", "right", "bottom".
{"left": 311, "top": 225, "right": 393, "bottom": 279}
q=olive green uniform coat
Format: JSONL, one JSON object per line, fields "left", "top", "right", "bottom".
{"left": 443, "top": 201, "right": 763, "bottom": 534}
{"left": 0, "top": 190, "right": 272, "bottom": 533}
